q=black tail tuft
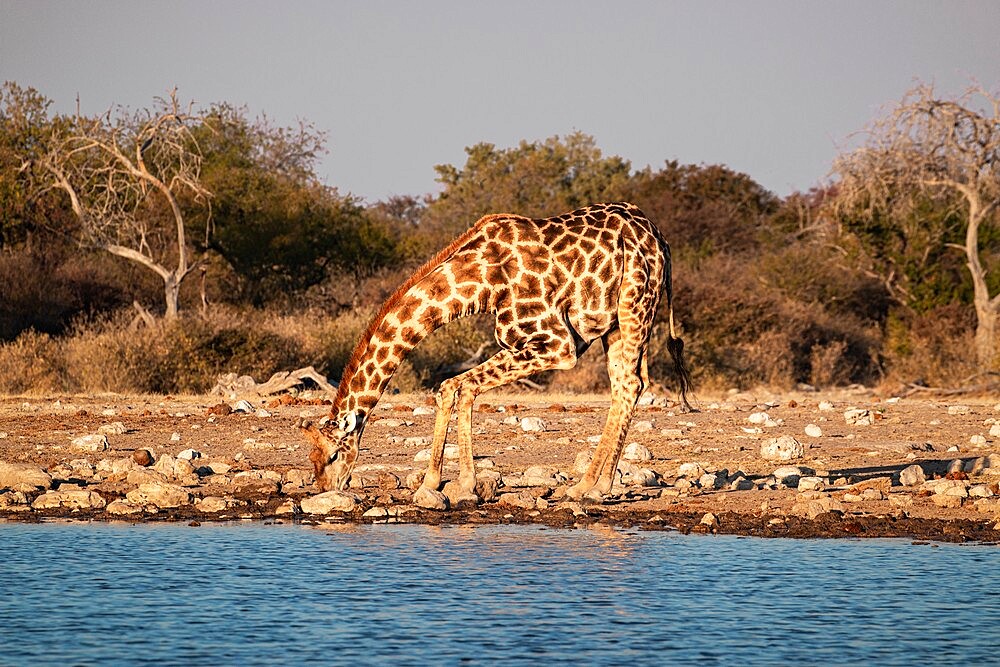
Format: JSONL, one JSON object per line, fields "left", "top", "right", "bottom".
{"left": 666, "top": 335, "right": 695, "bottom": 412}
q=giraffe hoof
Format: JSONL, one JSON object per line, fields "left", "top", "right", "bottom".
{"left": 413, "top": 486, "right": 449, "bottom": 510}
{"left": 580, "top": 488, "right": 605, "bottom": 505}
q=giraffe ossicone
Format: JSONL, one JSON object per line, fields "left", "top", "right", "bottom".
{"left": 302, "top": 202, "right": 692, "bottom": 506}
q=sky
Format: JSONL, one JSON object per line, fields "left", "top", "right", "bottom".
{"left": 2, "top": 0, "right": 998, "bottom": 203}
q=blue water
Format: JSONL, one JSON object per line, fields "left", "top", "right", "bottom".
{"left": 0, "top": 522, "right": 997, "bottom": 666}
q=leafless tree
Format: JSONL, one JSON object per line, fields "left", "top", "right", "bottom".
{"left": 832, "top": 83, "right": 1000, "bottom": 370}
{"left": 27, "top": 89, "right": 210, "bottom": 319}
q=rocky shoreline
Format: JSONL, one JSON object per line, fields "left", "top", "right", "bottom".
{"left": 2, "top": 391, "right": 1000, "bottom": 543}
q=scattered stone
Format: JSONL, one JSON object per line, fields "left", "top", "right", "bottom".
{"left": 412, "top": 486, "right": 449, "bottom": 510}
{"left": 255, "top": 409, "right": 272, "bottom": 418}
{"left": 520, "top": 417, "right": 546, "bottom": 432}
{"left": 475, "top": 474, "right": 500, "bottom": 503}
{"left": 497, "top": 491, "right": 539, "bottom": 510}
{"left": 818, "top": 401, "right": 835, "bottom": 411}
{"left": 947, "top": 405, "right": 971, "bottom": 416}
{"left": 71, "top": 434, "right": 109, "bottom": 452}
{"left": 0, "top": 461, "right": 52, "bottom": 491}
{"left": 126, "top": 482, "right": 192, "bottom": 508}
{"left": 804, "top": 424, "right": 823, "bottom": 438}
{"left": 797, "top": 476, "right": 825, "bottom": 492}
{"left": 989, "top": 423, "right": 1000, "bottom": 438}
{"left": 98, "top": 422, "right": 128, "bottom": 435}
{"left": 170, "top": 432, "right": 182, "bottom": 442}
{"left": 931, "top": 494, "right": 963, "bottom": 508}
{"left": 970, "top": 434, "right": 987, "bottom": 447}
{"left": 177, "top": 448, "right": 202, "bottom": 461}
{"left": 404, "top": 470, "right": 425, "bottom": 490}
{"left": 700, "top": 512, "right": 719, "bottom": 528}
{"left": 105, "top": 499, "right": 143, "bottom": 515}
{"left": 132, "top": 449, "right": 154, "bottom": 467}
{"left": 843, "top": 409, "right": 873, "bottom": 426}
{"left": 632, "top": 420, "right": 654, "bottom": 433}
{"left": 233, "top": 399, "right": 255, "bottom": 413}
{"left": 32, "top": 488, "right": 106, "bottom": 510}
{"left": 760, "top": 436, "right": 804, "bottom": 462}
{"left": 412, "top": 406, "right": 435, "bottom": 416}
{"left": 197, "top": 496, "right": 233, "bottom": 513}
{"left": 969, "top": 485, "right": 994, "bottom": 498}
{"left": 622, "top": 442, "right": 652, "bottom": 462}
{"left": 850, "top": 477, "right": 892, "bottom": 494}
{"left": 773, "top": 465, "right": 810, "bottom": 486}
{"left": 300, "top": 491, "right": 361, "bottom": 514}
{"left": 898, "top": 464, "right": 926, "bottom": 487}
{"left": 677, "top": 462, "right": 707, "bottom": 478}
{"left": 363, "top": 506, "right": 390, "bottom": 519}
{"left": 747, "top": 412, "right": 770, "bottom": 425}
{"left": 275, "top": 499, "right": 298, "bottom": 515}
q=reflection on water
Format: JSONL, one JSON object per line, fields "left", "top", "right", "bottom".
{"left": 0, "top": 521, "right": 997, "bottom": 666}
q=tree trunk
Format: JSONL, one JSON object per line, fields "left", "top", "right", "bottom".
{"left": 974, "top": 303, "right": 998, "bottom": 371}
{"left": 164, "top": 274, "right": 180, "bottom": 320}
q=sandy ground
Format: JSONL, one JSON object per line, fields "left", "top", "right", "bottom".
{"left": 1, "top": 386, "right": 999, "bottom": 542}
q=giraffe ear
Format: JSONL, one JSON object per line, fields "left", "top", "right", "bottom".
{"left": 339, "top": 411, "right": 359, "bottom": 434}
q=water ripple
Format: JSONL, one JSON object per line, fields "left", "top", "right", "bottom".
{"left": 0, "top": 523, "right": 997, "bottom": 666}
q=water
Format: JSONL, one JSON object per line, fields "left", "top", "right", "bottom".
{"left": 0, "top": 522, "right": 997, "bottom": 666}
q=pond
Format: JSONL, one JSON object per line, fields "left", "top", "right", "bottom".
{"left": 0, "top": 521, "right": 997, "bottom": 666}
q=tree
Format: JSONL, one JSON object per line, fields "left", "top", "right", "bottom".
{"left": 423, "top": 132, "right": 631, "bottom": 239}
{"left": 27, "top": 89, "right": 210, "bottom": 319}
{"left": 196, "top": 105, "right": 401, "bottom": 305}
{"left": 832, "top": 83, "right": 1000, "bottom": 369}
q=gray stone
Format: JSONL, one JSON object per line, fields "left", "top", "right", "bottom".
{"left": 760, "top": 436, "right": 804, "bottom": 462}
{"left": 474, "top": 474, "right": 500, "bottom": 502}
{"left": 300, "top": 490, "right": 361, "bottom": 514}
{"left": 177, "top": 449, "right": 202, "bottom": 461}
{"left": 898, "top": 464, "right": 926, "bottom": 487}
{"left": 0, "top": 461, "right": 52, "bottom": 491}
{"left": 623, "top": 442, "right": 652, "bottom": 462}
{"left": 519, "top": 417, "right": 546, "bottom": 432}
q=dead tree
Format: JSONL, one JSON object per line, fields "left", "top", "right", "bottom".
{"left": 27, "top": 89, "right": 210, "bottom": 319}
{"left": 832, "top": 83, "right": 1000, "bottom": 369}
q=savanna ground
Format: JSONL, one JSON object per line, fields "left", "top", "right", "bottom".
{"left": 2, "top": 385, "right": 999, "bottom": 543}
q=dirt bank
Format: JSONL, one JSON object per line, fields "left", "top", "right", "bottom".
{"left": 1, "top": 387, "right": 999, "bottom": 543}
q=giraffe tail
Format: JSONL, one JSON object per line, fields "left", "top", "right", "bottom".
{"left": 664, "top": 262, "right": 694, "bottom": 412}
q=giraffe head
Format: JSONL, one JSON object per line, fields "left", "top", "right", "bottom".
{"left": 300, "top": 410, "right": 365, "bottom": 491}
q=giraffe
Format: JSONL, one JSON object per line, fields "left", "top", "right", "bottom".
{"left": 301, "top": 202, "right": 692, "bottom": 507}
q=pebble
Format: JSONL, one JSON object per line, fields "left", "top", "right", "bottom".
{"left": 233, "top": 399, "right": 255, "bottom": 413}
{"left": 804, "top": 424, "right": 823, "bottom": 438}
{"left": 677, "top": 462, "right": 706, "bottom": 478}
{"left": 760, "top": 436, "right": 804, "bottom": 462}
{"left": 747, "top": 412, "right": 770, "bottom": 425}
{"left": 631, "top": 420, "right": 654, "bottom": 432}
{"left": 170, "top": 432, "right": 182, "bottom": 442}
{"left": 947, "top": 405, "right": 971, "bottom": 415}
{"left": 797, "top": 476, "right": 826, "bottom": 492}
{"left": 843, "top": 409, "right": 874, "bottom": 426}
{"left": 412, "top": 406, "right": 435, "bottom": 416}
{"left": 818, "top": 401, "right": 835, "bottom": 411}
{"left": 177, "top": 449, "right": 202, "bottom": 461}
{"left": 970, "top": 434, "right": 987, "bottom": 447}
{"left": 772, "top": 465, "right": 810, "bottom": 486}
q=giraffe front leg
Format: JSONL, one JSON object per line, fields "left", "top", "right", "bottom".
{"left": 413, "top": 380, "right": 458, "bottom": 510}
{"left": 441, "top": 386, "right": 481, "bottom": 508}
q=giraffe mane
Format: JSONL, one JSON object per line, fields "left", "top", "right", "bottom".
{"left": 332, "top": 214, "right": 507, "bottom": 409}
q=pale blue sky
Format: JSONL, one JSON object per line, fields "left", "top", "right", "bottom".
{"left": 2, "top": 0, "right": 998, "bottom": 203}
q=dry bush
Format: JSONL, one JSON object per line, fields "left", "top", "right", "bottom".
{"left": 0, "top": 330, "right": 66, "bottom": 394}
{"left": 882, "top": 304, "right": 979, "bottom": 387}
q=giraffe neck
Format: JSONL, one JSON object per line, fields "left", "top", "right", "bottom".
{"left": 333, "top": 256, "right": 491, "bottom": 421}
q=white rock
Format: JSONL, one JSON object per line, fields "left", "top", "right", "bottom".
{"left": 622, "top": 442, "right": 652, "bottom": 462}
{"left": 969, "top": 485, "right": 994, "bottom": 498}
{"left": 32, "top": 489, "right": 106, "bottom": 510}
{"left": 300, "top": 490, "right": 361, "bottom": 514}
{"left": 126, "top": 482, "right": 191, "bottom": 508}
{"left": 170, "top": 432, "right": 182, "bottom": 442}
{"left": 412, "top": 406, "right": 435, "bottom": 416}
{"left": 760, "top": 436, "right": 805, "bottom": 462}
{"left": 0, "top": 461, "right": 52, "bottom": 491}
{"left": 677, "top": 462, "right": 706, "bottom": 478}
{"left": 898, "top": 464, "right": 926, "bottom": 487}
{"left": 71, "top": 434, "right": 109, "bottom": 452}
{"left": 632, "top": 420, "right": 654, "bottom": 432}
{"left": 363, "top": 506, "right": 390, "bottom": 519}
{"left": 818, "top": 401, "right": 835, "bottom": 411}
{"left": 747, "top": 412, "right": 770, "bottom": 425}
{"left": 804, "top": 424, "right": 823, "bottom": 438}
{"left": 105, "top": 499, "right": 143, "bottom": 515}
{"left": 403, "top": 436, "right": 431, "bottom": 447}
{"left": 412, "top": 486, "right": 449, "bottom": 510}
{"left": 797, "top": 476, "right": 826, "bottom": 492}
{"left": 197, "top": 496, "right": 233, "bottom": 512}
{"left": 177, "top": 449, "right": 202, "bottom": 461}
{"left": 947, "top": 405, "right": 971, "bottom": 416}
{"left": 970, "top": 434, "right": 987, "bottom": 446}
{"left": 233, "top": 399, "right": 255, "bottom": 413}
{"left": 773, "top": 466, "right": 810, "bottom": 485}
{"left": 989, "top": 423, "right": 1000, "bottom": 438}
{"left": 255, "top": 409, "right": 272, "bottom": 418}
{"left": 700, "top": 512, "right": 719, "bottom": 527}
{"left": 520, "top": 417, "right": 546, "bottom": 432}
